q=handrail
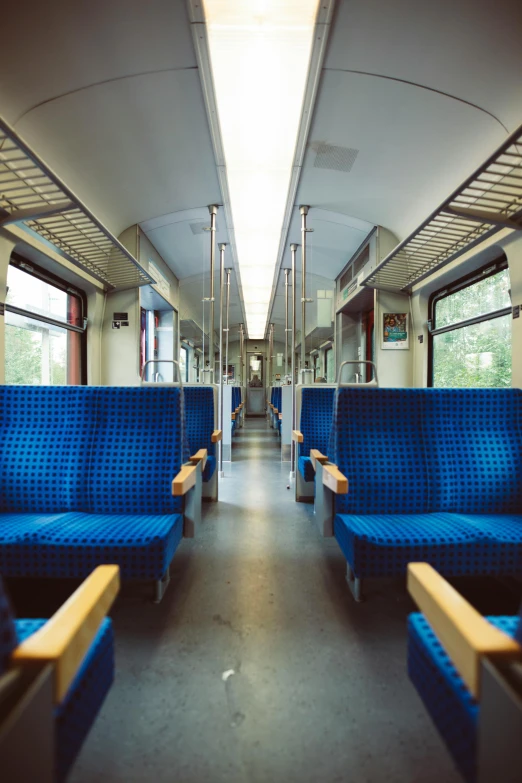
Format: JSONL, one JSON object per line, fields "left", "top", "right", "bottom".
{"left": 336, "top": 360, "right": 379, "bottom": 386}
{"left": 141, "top": 359, "right": 182, "bottom": 385}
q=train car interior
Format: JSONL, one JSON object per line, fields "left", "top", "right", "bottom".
{"left": 1, "top": 1, "right": 522, "bottom": 781}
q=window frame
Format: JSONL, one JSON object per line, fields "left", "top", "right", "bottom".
{"left": 180, "top": 343, "right": 189, "bottom": 382}
{"left": 427, "top": 257, "right": 511, "bottom": 387}
{"left": 6, "top": 254, "right": 88, "bottom": 384}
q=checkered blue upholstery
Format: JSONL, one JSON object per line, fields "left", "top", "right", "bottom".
{"left": 425, "top": 389, "right": 522, "bottom": 513}
{"left": 298, "top": 387, "right": 335, "bottom": 481}
{"left": 0, "top": 386, "right": 186, "bottom": 581}
{"left": 298, "top": 456, "right": 315, "bottom": 483}
{"left": 0, "top": 575, "right": 17, "bottom": 674}
{"left": 331, "top": 388, "right": 429, "bottom": 515}
{"left": 408, "top": 612, "right": 520, "bottom": 783}
{"left": 329, "top": 388, "right": 522, "bottom": 581}
{"left": 0, "top": 386, "right": 94, "bottom": 513}
{"left": 183, "top": 385, "right": 216, "bottom": 481}
{"left": 334, "top": 513, "right": 491, "bottom": 578}
{"left": 15, "top": 616, "right": 114, "bottom": 782}
{"left": 2, "top": 512, "right": 183, "bottom": 581}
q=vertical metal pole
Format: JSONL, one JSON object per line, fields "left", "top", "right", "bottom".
{"left": 218, "top": 242, "right": 226, "bottom": 477}
{"left": 284, "top": 268, "right": 289, "bottom": 378}
{"left": 208, "top": 204, "right": 218, "bottom": 380}
{"left": 239, "top": 323, "right": 244, "bottom": 386}
{"left": 300, "top": 205, "right": 309, "bottom": 375}
{"left": 290, "top": 243, "right": 298, "bottom": 479}
{"left": 225, "top": 268, "right": 231, "bottom": 382}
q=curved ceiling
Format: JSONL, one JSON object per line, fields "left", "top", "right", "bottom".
{"left": 0, "top": 0, "right": 521, "bottom": 339}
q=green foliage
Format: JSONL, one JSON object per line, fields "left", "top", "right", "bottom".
{"left": 5, "top": 325, "right": 42, "bottom": 385}
{"left": 433, "top": 270, "right": 512, "bottom": 388}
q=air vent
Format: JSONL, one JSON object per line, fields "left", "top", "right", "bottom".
{"left": 189, "top": 220, "right": 218, "bottom": 235}
{"left": 313, "top": 143, "right": 358, "bottom": 173}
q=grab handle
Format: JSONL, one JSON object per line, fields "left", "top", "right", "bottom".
{"left": 141, "top": 359, "right": 182, "bottom": 384}
{"left": 336, "top": 360, "right": 379, "bottom": 386}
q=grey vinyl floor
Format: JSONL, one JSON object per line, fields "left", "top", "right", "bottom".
{"left": 70, "top": 417, "right": 461, "bottom": 783}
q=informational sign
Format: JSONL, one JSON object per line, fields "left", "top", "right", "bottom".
{"left": 149, "top": 260, "right": 171, "bottom": 302}
{"left": 112, "top": 311, "right": 129, "bottom": 329}
{"left": 382, "top": 312, "right": 409, "bottom": 350}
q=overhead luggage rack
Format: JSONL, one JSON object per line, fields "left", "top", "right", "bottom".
{"left": 361, "top": 124, "right": 522, "bottom": 292}
{"left": 0, "top": 118, "right": 154, "bottom": 290}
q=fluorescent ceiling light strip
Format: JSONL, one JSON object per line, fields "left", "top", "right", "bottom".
{"left": 204, "top": 0, "right": 318, "bottom": 338}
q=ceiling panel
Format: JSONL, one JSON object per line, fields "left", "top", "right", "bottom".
{"left": 325, "top": 0, "right": 522, "bottom": 132}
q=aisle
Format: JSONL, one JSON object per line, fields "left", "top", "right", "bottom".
{"left": 72, "top": 417, "right": 459, "bottom": 783}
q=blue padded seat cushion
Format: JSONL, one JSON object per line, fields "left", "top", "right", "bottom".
{"left": 408, "top": 612, "right": 519, "bottom": 783}
{"left": 330, "top": 388, "right": 429, "bottom": 515}
{"left": 86, "top": 387, "right": 184, "bottom": 515}
{"left": 300, "top": 387, "right": 335, "bottom": 457}
{"left": 0, "top": 386, "right": 95, "bottom": 514}
{"left": 334, "top": 513, "right": 491, "bottom": 579}
{"left": 203, "top": 455, "right": 216, "bottom": 482}
{"left": 425, "top": 389, "right": 522, "bottom": 514}
{"left": 298, "top": 456, "right": 315, "bottom": 483}
{"left": 16, "top": 617, "right": 114, "bottom": 783}
{"left": 183, "top": 386, "right": 216, "bottom": 464}
{"left": 0, "top": 512, "right": 183, "bottom": 581}
{"left": 452, "top": 514, "right": 522, "bottom": 575}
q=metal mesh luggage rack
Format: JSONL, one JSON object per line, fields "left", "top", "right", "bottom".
{"left": 0, "top": 117, "right": 154, "bottom": 290}
{"left": 361, "top": 124, "right": 522, "bottom": 293}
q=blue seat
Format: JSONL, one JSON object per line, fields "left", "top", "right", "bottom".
{"left": 1, "top": 573, "right": 115, "bottom": 782}
{"left": 408, "top": 612, "right": 519, "bottom": 782}
{"left": 407, "top": 564, "right": 522, "bottom": 783}
{"left": 0, "top": 386, "right": 186, "bottom": 583}
{"left": 183, "top": 385, "right": 217, "bottom": 481}
{"left": 297, "top": 386, "right": 335, "bottom": 482}
{"left": 328, "top": 388, "right": 522, "bottom": 590}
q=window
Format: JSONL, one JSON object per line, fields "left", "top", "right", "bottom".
{"left": 429, "top": 260, "right": 511, "bottom": 388}
{"left": 5, "top": 258, "right": 86, "bottom": 385}
{"left": 180, "top": 345, "right": 188, "bottom": 382}
{"left": 325, "top": 346, "right": 335, "bottom": 382}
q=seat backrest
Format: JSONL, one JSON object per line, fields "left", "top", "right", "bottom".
{"left": 330, "top": 388, "right": 430, "bottom": 514}
{"left": 299, "top": 386, "right": 335, "bottom": 457}
{"left": 0, "top": 386, "right": 94, "bottom": 513}
{"left": 85, "top": 387, "right": 184, "bottom": 514}
{"left": 0, "top": 576, "right": 17, "bottom": 674}
{"left": 424, "top": 389, "right": 522, "bottom": 514}
{"left": 183, "top": 385, "right": 215, "bottom": 458}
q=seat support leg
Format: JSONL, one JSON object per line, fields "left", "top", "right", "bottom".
{"left": 154, "top": 565, "right": 171, "bottom": 604}
{"left": 346, "top": 563, "right": 363, "bottom": 602}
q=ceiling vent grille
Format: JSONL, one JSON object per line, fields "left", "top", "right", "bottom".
{"left": 190, "top": 221, "right": 210, "bottom": 235}
{"left": 313, "top": 143, "right": 358, "bottom": 173}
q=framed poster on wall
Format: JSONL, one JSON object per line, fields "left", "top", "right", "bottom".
{"left": 382, "top": 312, "right": 409, "bottom": 349}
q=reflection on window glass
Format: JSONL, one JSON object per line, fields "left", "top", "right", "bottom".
{"left": 5, "top": 264, "right": 84, "bottom": 385}
{"left": 180, "top": 346, "right": 188, "bottom": 382}
{"left": 5, "top": 312, "right": 82, "bottom": 385}
{"left": 325, "top": 348, "right": 334, "bottom": 382}
{"left": 433, "top": 314, "right": 511, "bottom": 388}
{"left": 435, "top": 268, "right": 511, "bottom": 329}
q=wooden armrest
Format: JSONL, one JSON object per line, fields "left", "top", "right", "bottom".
{"left": 278, "top": 413, "right": 282, "bottom": 420}
{"left": 322, "top": 463, "right": 348, "bottom": 494}
{"left": 190, "top": 448, "right": 207, "bottom": 469}
{"left": 172, "top": 463, "right": 197, "bottom": 496}
{"left": 408, "top": 563, "right": 522, "bottom": 698}
{"left": 231, "top": 412, "right": 236, "bottom": 421}
{"left": 310, "top": 449, "right": 328, "bottom": 470}
{"left": 211, "top": 429, "right": 222, "bottom": 443}
{"left": 292, "top": 430, "right": 304, "bottom": 443}
{"left": 12, "top": 565, "right": 120, "bottom": 703}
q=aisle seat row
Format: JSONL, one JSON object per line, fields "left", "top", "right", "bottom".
{"left": 268, "top": 386, "right": 282, "bottom": 433}
{"left": 231, "top": 386, "right": 243, "bottom": 435}
{"left": 0, "top": 384, "right": 221, "bottom": 602}
{"left": 295, "top": 387, "right": 522, "bottom": 600}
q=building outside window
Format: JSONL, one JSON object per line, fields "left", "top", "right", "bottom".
{"left": 325, "top": 346, "right": 335, "bottom": 383}
{"left": 429, "top": 260, "right": 511, "bottom": 388}
{"left": 180, "top": 344, "right": 188, "bottom": 382}
{"left": 5, "top": 259, "right": 85, "bottom": 385}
